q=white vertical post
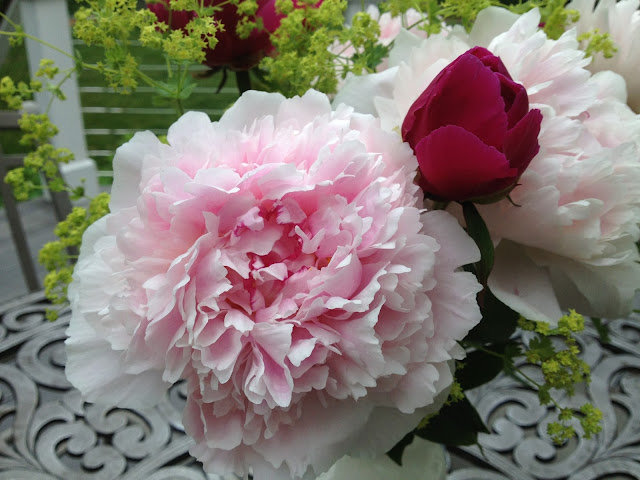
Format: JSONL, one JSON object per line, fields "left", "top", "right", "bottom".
{"left": 18, "top": 0, "right": 99, "bottom": 198}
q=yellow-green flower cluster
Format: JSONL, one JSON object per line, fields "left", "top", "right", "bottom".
{"left": 262, "top": 0, "right": 392, "bottom": 96}
{"left": 438, "top": 0, "right": 494, "bottom": 31}
{"left": 380, "top": 0, "right": 429, "bottom": 17}
{"left": 519, "top": 311, "right": 603, "bottom": 444}
{"left": 40, "top": 193, "right": 111, "bottom": 319}
{"left": 501, "top": 0, "right": 579, "bottom": 39}
{"left": 0, "top": 75, "right": 42, "bottom": 109}
{"left": 236, "top": 0, "right": 262, "bottom": 39}
{"left": 2, "top": 112, "right": 73, "bottom": 200}
{"left": 35, "top": 58, "right": 60, "bottom": 80}
{"left": 74, "top": 0, "right": 159, "bottom": 92}
{"left": 262, "top": 0, "right": 346, "bottom": 95}
{"left": 577, "top": 29, "right": 617, "bottom": 59}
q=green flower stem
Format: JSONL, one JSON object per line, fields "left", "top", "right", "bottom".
{"left": 512, "top": 368, "right": 567, "bottom": 413}
{"left": 136, "top": 69, "right": 171, "bottom": 93}
{"left": 207, "top": 0, "right": 233, "bottom": 9}
{"left": 235, "top": 70, "right": 252, "bottom": 95}
{"left": 461, "top": 341, "right": 503, "bottom": 358}
{"left": 0, "top": 28, "right": 74, "bottom": 62}
{"left": 0, "top": 27, "right": 168, "bottom": 95}
{"left": 461, "top": 341, "right": 566, "bottom": 412}
{"left": 0, "top": 30, "right": 110, "bottom": 76}
{"left": 166, "top": 55, "right": 173, "bottom": 80}
{"left": 0, "top": 10, "right": 22, "bottom": 35}
{"left": 175, "top": 63, "right": 187, "bottom": 116}
{"left": 44, "top": 68, "right": 75, "bottom": 112}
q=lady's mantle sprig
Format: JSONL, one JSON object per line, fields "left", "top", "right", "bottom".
{"left": 40, "top": 193, "right": 111, "bottom": 319}
{"left": 0, "top": 60, "right": 75, "bottom": 201}
{"left": 74, "top": 0, "right": 163, "bottom": 92}
{"left": 519, "top": 311, "right": 603, "bottom": 444}
{"left": 0, "top": 54, "right": 111, "bottom": 318}
{"left": 262, "top": 0, "right": 389, "bottom": 95}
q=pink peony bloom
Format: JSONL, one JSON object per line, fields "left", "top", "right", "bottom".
{"left": 65, "top": 90, "right": 482, "bottom": 479}
{"left": 334, "top": 7, "right": 640, "bottom": 324}
{"left": 401, "top": 46, "right": 542, "bottom": 202}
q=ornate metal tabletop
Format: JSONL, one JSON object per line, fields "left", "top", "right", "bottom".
{"left": 0, "top": 292, "right": 638, "bottom": 479}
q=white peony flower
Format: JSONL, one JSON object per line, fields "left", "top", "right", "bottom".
{"left": 335, "top": 7, "right": 640, "bottom": 324}
{"left": 318, "top": 437, "right": 446, "bottom": 480}
{"left": 567, "top": 0, "right": 640, "bottom": 112}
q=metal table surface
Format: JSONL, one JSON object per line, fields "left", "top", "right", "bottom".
{"left": 0, "top": 292, "right": 638, "bottom": 480}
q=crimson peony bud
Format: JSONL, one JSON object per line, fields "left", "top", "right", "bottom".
{"left": 401, "top": 46, "right": 543, "bottom": 203}
{"left": 147, "top": 0, "right": 281, "bottom": 70}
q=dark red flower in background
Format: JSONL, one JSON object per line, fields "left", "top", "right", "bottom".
{"left": 147, "top": 0, "right": 281, "bottom": 70}
{"left": 402, "top": 46, "right": 543, "bottom": 203}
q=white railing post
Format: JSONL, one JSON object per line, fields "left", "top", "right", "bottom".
{"left": 18, "top": 0, "right": 99, "bottom": 198}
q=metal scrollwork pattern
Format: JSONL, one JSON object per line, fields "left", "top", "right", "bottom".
{"left": 450, "top": 313, "right": 640, "bottom": 480}
{"left": 0, "top": 293, "right": 639, "bottom": 479}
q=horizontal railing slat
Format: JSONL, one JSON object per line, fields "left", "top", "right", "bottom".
{"left": 82, "top": 106, "right": 224, "bottom": 115}
{"left": 80, "top": 85, "right": 238, "bottom": 95}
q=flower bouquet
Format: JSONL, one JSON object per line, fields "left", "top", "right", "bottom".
{"left": 1, "top": 0, "right": 639, "bottom": 478}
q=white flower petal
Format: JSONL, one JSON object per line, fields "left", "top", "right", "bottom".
{"left": 488, "top": 241, "right": 563, "bottom": 323}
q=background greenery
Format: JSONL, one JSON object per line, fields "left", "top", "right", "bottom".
{"left": 0, "top": 5, "right": 243, "bottom": 190}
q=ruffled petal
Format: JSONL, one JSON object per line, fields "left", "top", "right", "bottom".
{"left": 503, "top": 108, "right": 543, "bottom": 173}
{"left": 402, "top": 53, "right": 508, "bottom": 150}
{"left": 415, "top": 125, "right": 517, "bottom": 200}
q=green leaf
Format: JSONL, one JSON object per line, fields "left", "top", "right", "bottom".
{"left": 462, "top": 202, "right": 494, "bottom": 284}
{"left": 502, "top": 343, "right": 522, "bottom": 375}
{"left": 153, "top": 81, "right": 177, "bottom": 99}
{"left": 70, "top": 186, "right": 85, "bottom": 200}
{"left": 457, "top": 347, "right": 504, "bottom": 390}
{"left": 386, "top": 431, "right": 415, "bottom": 466}
{"left": 152, "top": 77, "right": 197, "bottom": 101}
{"left": 351, "top": 43, "right": 391, "bottom": 71}
{"left": 528, "top": 336, "right": 555, "bottom": 360}
{"left": 416, "top": 395, "right": 489, "bottom": 446}
{"left": 466, "top": 288, "right": 519, "bottom": 344}
{"left": 177, "top": 77, "right": 197, "bottom": 100}
{"left": 590, "top": 317, "right": 610, "bottom": 344}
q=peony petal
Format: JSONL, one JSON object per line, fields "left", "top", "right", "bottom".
{"left": 402, "top": 52, "right": 509, "bottom": 150}
{"left": 415, "top": 125, "right": 517, "bottom": 200}
{"left": 503, "top": 108, "right": 542, "bottom": 173}
{"left": 110, "top": 131, "right": 167, "bottom": 212}
{"left": 468, "top": 6, "right": 519, "bottom": 47}
{"left": 65, "top": 309, "right": 169, "bottom": 409}
{"left": 317, "top": 436, "right": 446, "bottom": 480}
{"left": 219, "top": 90, "right": 286, "bottom": 130}
{"left": 499, "top": 75, "right": 530, "bottom": 128}
{"left": 333, "top": 68, "right": 399, "bottom": 116}
{"left": 488, "top": 240, "right": 563, "bottom": 324}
